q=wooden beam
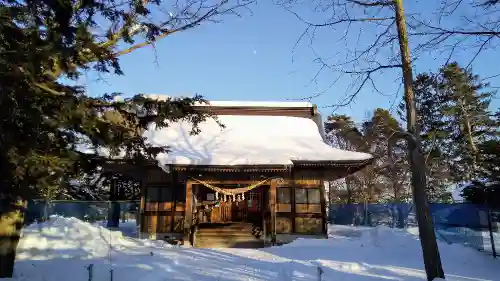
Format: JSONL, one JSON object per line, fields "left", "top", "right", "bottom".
{"left": 183, "top": 181, "right": 193, "bottom": 245}
{"left": 194, "top": 106, "right": 315, "bottom": 118}
{"left": 170, "top": 171, "right": 177, "bottom": 233}
{"left": 320, "top": 180, "right": 328, "bottom": 237}
{"left": 291, "top": 182, "right": 296, "bottom": 233}
{"left": 181, "top": 179, "right": 323, "bottom": 185}
{"left": 139, "top": 175, "right": 145, "bottom": 235}
{"left": 269, "top": 179, "right": 278, "bottom": 243}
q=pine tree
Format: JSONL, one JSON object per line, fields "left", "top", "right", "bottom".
{"left": 409, "top": 62, "right": 496, "bottom": 201}
{"left": 462, "top": 110, "right": 500, "bottom": 207}
{"left": 325, "top": 115, "right": 366, "bottom": 203}
{"left": 0, "top": 0, "right": 251, "bottom": 277}
{"left": 409, "top": 73, "right": 453, "bottom": 202}
{"left": 438, "top": 63, "right": 496, "bottom": 183}
{"left": 325, "top": 110, "right": 410, "bottom": 205}
{"left": 363, "top": 109, "right": 410, "bottom": 203}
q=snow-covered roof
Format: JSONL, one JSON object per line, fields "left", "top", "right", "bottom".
{"left": 198, "top": 101, "right": 313, "bottom": 108}
{"left": 139, "top": 97, "right": 372, "bottom": 166}
{"left": 144, "top": 94, "right": 313, "bottom": 108}
{"left": 145, "top": 114, "right": 372, "bottom": 166}
{"left": 79, "top": 98, "right": 372, "bottom": 167}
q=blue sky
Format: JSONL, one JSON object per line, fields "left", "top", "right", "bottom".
{"left": 81, "top": 1, "right": 499, "bottom": 123}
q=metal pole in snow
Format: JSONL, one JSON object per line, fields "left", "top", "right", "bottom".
{"left": 487, "top": 205, "right": 497, "bottom": 258}
{"left": 86, "top": 264, "right": 94, "bottom": 281}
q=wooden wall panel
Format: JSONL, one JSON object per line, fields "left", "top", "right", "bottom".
{"left": 295, "top": 217, "right": 322, "bottom": 234}
{"left": 292, "top": 181, "right": 325, "bottom": 234}
{"left": 141, "top": 215, "right": 157, "bottom": 234}
{"left": 294, "top": 202, "right": 323, "bottom": 213}
{"left": 145, "top": 202, "right": 158, "bottom": 211}
{"left": 175, "top": 204, "right": 185, "bottom": 212}
{"left": 158, "top": 202, "right": 173, "bottom": 211}
{"left": 308, "top": 204, "right": 322, "bottom": 213}
{"left": 295, "top": 204, "right": 308, "bottom": 213}
{"left": 292, "top": 179, "right": 322, "bottom": 186}
{"left": 276, "top": 217, "right": 293, "bottom": 234}
{"left": 157, "top": 215, "right": 172, "bottom": 233}
{"left": 173, "top": 216, "right": 184, "bottom": 233}
{"left": 277, "top": 203, "right": 291, "bottom": 212}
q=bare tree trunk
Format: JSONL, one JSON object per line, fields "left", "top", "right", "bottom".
{"left": 0, "top": 197, "right": 26, "bottom": 278}
{"left": 394, "top": 0, "right": 445, "bottom": 280}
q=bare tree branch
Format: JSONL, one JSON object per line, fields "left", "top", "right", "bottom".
{"left": 50, "top": 0, "right": 255, "bottom": 78}
{"left": 347, "top": 0, "right": 393, "bottom": 6}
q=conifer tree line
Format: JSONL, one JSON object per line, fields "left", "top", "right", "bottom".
{"left": 325, "top": 62, "right": 499, "bottom": 207}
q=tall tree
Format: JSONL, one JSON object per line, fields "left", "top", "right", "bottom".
{"left": 438, "top": 63, "right": 496, "bottom": 183}
{"left": 0, "top": 0, "right": 252, "bottom": 277}
{"left": 363, "top": 108, "right": 409, "bottom": 203}
{"left": 281, "top": 0, "right": 445, "bottom": 278}
{"left": 406, "top": 72, "right": 452, "bottom": 202}
{"left": 325, "top": 115, "right": 366, "bottom": 204}
{"left": 325, "top": 109, "right": 411, "bottom": 205}
{"left": 461, "top": 110, "right": 500, "bottom": 207}
{"left": 409, "top": 63, "right": 496, "bottom": 201}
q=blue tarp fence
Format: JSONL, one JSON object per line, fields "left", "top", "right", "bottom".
{"left": 24, "top": 200, "right": 140, "bottom": 224}
{"left": 329, "top": 203, "right": 498, "bottom": 255}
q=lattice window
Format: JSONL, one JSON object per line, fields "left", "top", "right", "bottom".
{"left": 277, "top": 187, "right": 291, "bottom": 204}
{"left": 146, "top": 187, "right": 160, "bottom": 203}
{"left": 295, "top": 188, "right": 322, "bottom": 213}
{"left": 277, "top": 187, "right": 292, "bottom": 212}
{"left": 247, "top": 192, "right": 260, "bottom": 209}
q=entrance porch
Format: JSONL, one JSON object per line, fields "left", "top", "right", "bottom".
{"left": 184, "top": 179, "right": 281, "bottom": 247}
{"left": 193, "top": 184, "right": 267, "bottom": 225}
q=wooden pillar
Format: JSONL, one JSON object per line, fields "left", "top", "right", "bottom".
{"left": 138, "top": 174, "right": 145, "bottom": 237}
{"left": 170, "top": 171, "right": 177, "bottom": 233}
{"left": 269, "top": 179, "right": 277, "bottom": 243}
{"left": 320, "top": 180, "right": 328, "bottom": 237}
{"left": 183, "top": 180, "right": 193, "bottom": 245}
{"left": 291, "top": 181, "right": 296, "bottom": 233}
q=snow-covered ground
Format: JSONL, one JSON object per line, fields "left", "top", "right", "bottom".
{"left": 430, "top": 226, "right": 500, "bottom": 254}
{"left": 10, "top": 216, "right": 500, "bottom": 281}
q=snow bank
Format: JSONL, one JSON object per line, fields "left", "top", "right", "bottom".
{"left": 12, "top": 217, "right": 500, "bottom": 281}
{"left": 17, "top": 216, "right": 171, "bottom": 261}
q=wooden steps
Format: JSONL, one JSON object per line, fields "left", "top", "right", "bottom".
{"left": 194, "top": 222, "right": 264, "bottom": 248}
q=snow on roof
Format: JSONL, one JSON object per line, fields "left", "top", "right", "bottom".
{"left": 199, "top": 100, "right": 313, "bottom": 108}
{"left": 144, "top": 114, "right": 372, "bottom": 166}
{"left": 77, "top": 98, "right": 372, "bottom": 166}
{"left": 143, "top": 94, "right": 313, "bottom": 108}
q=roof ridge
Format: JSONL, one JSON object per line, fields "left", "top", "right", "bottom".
{"left": 141, "top": 94, "right": 315, "bottom": 108}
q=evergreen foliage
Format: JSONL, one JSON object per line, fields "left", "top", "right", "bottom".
{"left": 0, "top": 0, "right": 252, "bottom": 277}
{"left": 326, "top": 62, "right": 497, "bottom": 205}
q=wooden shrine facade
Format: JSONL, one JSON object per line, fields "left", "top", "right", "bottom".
{"left": 132, "top": 161, "right": 369, "bottom": 245}
{"left": 97, "top": 100, "right": 373, "bottom": 246}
